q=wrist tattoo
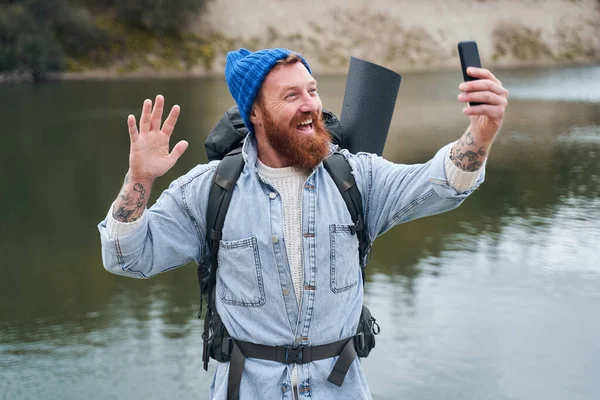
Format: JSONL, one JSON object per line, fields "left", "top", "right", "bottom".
{"left": 450, "top": 132, "right": 487, "bottom": 172}
{"left": 113, "top": 181, "right": 147, "bottom": 222}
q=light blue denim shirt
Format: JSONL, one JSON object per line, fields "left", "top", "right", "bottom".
{"left": 98, "top": 136, "right": 484, "bottom": 399}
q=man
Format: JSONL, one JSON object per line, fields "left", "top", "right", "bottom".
{"left": 98, "top": 48, "right": 508, "bottom": 399}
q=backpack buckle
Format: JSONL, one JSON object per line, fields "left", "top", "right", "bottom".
{"left": 349, "top": 218, "right": 363, "bottom": 235}
{"left": 283, "top": 345, "right": 305, "bottom": 364}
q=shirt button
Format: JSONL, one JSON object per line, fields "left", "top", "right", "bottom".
{"left": 269, "top": 192, "right": 277, "bottom": 199}
{"left": 272, "top": 235, "right": 279, "bottom": 243}
{"left": 282, "top": 288, "right": 290, "bottom": 296}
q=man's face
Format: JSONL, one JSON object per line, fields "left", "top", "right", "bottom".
{"left": 254, "top": 62, "right": 330, "bottom": 169}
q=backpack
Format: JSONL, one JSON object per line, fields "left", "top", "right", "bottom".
{"left": 199, "top": 106, "right": 378, "bottom": 373}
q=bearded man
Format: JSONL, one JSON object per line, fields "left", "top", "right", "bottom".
{"left": 98, "top": 48, "right": 508, "bottom": 399}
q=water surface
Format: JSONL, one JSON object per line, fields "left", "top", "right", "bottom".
{"left": 1, "top": 65, "right": 599, "bottom": 400}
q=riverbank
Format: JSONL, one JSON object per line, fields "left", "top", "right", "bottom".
{"left": 2, "top": 0, "right": 598, "bottom": 83}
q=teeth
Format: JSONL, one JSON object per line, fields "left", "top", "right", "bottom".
{"left": 298, "top": 118, "right": 313, "bottom": 126}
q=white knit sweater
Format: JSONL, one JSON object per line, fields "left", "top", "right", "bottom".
{"left": 256, "top": 160, "right": 309, "bottom": 306}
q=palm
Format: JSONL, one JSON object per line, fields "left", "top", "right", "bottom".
{"left": 130, "top": 129, "right": 174, "bottom": 178}
{"left": 127, "top": 95, "right": 188, "bottom": 181}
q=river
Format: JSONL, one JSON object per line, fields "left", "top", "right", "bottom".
{"left": 1, "top": 65, "right": 599, "bottom": 400}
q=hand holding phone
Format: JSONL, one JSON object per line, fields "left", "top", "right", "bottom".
{"left": 458, "top": 41, "right": 483, "bottom": 106}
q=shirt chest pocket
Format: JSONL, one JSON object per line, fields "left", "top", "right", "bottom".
{"left": 217, "top": 236, "right": 266, "bottom": 307}
{"left": 329, "top": 224, "right": 360, "bottom": 293}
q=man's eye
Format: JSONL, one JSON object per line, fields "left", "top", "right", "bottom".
{"left": 309, "top": 88, "right": 318, "bottom": 93}
{"left": 285, "top": 92, "right": 297, "bottom": 99}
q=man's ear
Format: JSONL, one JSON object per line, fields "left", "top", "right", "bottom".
{"left": 249, "top": 104, "right": 262, "bottom": 127}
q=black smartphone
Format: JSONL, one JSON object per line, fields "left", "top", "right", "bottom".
{"left": 458, "top": 41, "right": 482, "bottom": 106}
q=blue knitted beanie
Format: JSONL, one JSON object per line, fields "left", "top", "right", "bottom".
{"left": 225, "top": 48, "right": 312, "bottom": 134}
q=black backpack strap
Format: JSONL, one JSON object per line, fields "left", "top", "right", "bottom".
{"left": 200, "top": 146, "right": 244, "bottom": 370}
{"left": 206, "top": 147, "right": 244, "bottom": 274}
{"left": 323, "top": 153, "right": 371, "bottom": 283}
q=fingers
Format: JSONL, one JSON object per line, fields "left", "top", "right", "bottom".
{"left": 466, "top": 67, "right": 501, "bottom": 85}
{"left": 458, "top": 68, "right": 508, "bottom": 120}
{"left": 458, "top": 91, "right": 508, "bottom": 106}
{"left": 460, "top": 90, "right": 507, "bottom": 118}
{"left": 150, "top": 95, "right": 164, "bottom": 132}
{"left": 169, "top": 140, "right": 189, "bottom": 164}
{"left": 139, "top": 99, "right": 152, "bottom": 134}
{"left": 127, "top": 114, "right": 139, "bottom": 143}
{"left": 459, "top": 79, "right": 509, "bottom": 97}
{"left": 162, "top": 105, "right": 181, "bottom": 136}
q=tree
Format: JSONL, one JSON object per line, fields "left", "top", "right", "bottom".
{"left": 0, "top": 3, "right": 64, "bottom": 81}
{"left": 114, "top": 0, "right": 210, "bottom": 36}
{"left": 0, "top": 0, "right": 212, "bottom": 81}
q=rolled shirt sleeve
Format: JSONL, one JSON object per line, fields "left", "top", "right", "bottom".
{"left": 97, "top": 166, "right": 215, "bottom": 279}
{"left": 443, "top": 142, "right": 485, "bottom": 194}
{"left": 105, "top": 203, "right": 146, "bottom": 239}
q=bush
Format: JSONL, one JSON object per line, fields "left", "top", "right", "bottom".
{"left": 113, "top": 0, "right": 209, "bottom": 36}
{"left": 0, "top": 4, "right": 64, "bottom": 80}
{"left": 54, "top": 7, "right": 112, "bottom": 58}
{"left": 0, "top": 0, "right": 211, "bottom": 80}
{"left": 0, "top": 0, "right": 116, "bottom": 80}
{"left": 72, "top": 0, "right": 210, "bottom": 35}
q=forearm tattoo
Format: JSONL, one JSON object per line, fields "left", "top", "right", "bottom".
{"left": 112, "top": 174, "right": 148, "bottom": 222}
{"left": 450, "top": 131, "right": 487, "bottom": 172}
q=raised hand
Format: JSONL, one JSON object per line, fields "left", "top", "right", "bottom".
{"left": 111, "top": 95, "right": 188, "bottom": 223}
{"left": 127, "top": 95, "right": 188, "bottom": 182}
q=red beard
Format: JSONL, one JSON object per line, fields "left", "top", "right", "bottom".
{"left": 261, "top": 109, "right": 331, "bottom": 170}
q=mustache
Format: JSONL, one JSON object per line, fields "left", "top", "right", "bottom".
{"left": 290, "top": 111, "right": 321, "bottom": 127}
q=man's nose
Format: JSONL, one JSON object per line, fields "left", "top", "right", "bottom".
{"left": 299, "top": 93, "right": 319, "bottom": 113}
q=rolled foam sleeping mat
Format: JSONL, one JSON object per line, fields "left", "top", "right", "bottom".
{"left": 340, "top": 57, "right": 402, "bottom": 156}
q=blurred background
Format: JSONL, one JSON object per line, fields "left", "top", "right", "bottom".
{"left": 1, "top": 1, "right": 599, "bottom": 399}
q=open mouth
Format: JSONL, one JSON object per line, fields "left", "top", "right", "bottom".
{"left": 296, "top": 118, "right": 313, "bottom": 132}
